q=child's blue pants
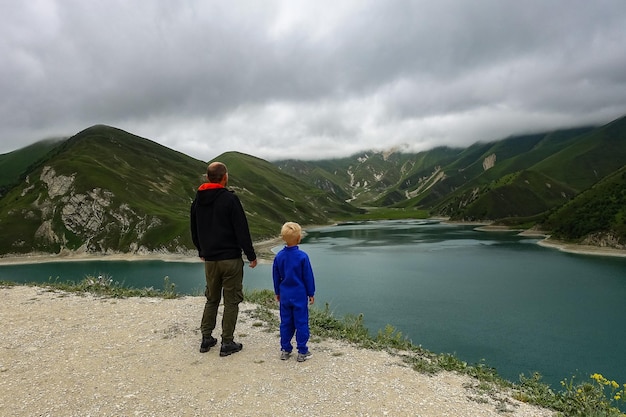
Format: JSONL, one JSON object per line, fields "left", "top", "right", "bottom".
{"left": 279, "top": 296, "right": 310, "bottom": 354}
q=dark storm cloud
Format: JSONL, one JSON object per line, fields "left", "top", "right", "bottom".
{"left": 1, "top": 0, "right": 625, "bottom": 160}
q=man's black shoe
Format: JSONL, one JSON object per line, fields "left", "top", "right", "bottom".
{"left": 199, "top": 336, "right": 217, "bottom": 353}
{"left": 219, "top": 341, "right": 243, "bottom": 357}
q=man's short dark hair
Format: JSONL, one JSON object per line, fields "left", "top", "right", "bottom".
{"left": 207, "top": 162, "right": 228, "bottom": 183}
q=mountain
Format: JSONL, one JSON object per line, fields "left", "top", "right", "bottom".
{"left": 275, "top": 115, "right": 626, "bottom": 247}
{"left": 0, "top": 125, "right": 357, "bottom": 256}
{"left": 276, "top": 146, "right": 463, "bottom": 206}
{"left": 2, "top": 114, "right": 625, "bottom": 256}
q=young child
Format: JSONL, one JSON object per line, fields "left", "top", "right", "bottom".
{"left": 272, "top": 222, "right": 316, "bottom": 362}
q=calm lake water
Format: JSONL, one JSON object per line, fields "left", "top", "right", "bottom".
{"left": 2, "top": 220, "right": 625, "bottom": 388}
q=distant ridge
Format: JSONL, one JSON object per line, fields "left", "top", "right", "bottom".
{"left": 275, "top": 114, "right": 626, "bottom": 247}
{"left": 0, "top": 125, "right": 357, "bottom": 255}
{"left": 1, "top": 114, "right": 625, "bottom": 256}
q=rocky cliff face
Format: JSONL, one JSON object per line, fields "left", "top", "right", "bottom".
{"left": 581, "top": 231, "right": 625, "bottom": 250}
{"left": 21, "top": 166, "right": 181, "bottom": 254}
{"left": 483, "top": 153, "right": 496, "bottom": 171}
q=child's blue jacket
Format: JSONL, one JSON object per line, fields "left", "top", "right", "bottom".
{"left": 272, "top": 245, "right": 315, "bottom": 300}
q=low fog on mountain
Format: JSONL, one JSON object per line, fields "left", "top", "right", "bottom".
{"left": 1, "top": 1, "right": 626, "bottom": 161}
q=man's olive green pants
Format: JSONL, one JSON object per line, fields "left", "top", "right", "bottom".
{"left": 200, "top": 258, "right": 244, "bottom": 343}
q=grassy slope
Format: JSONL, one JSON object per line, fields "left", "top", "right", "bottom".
{"left": 0, "top": 138, "right": 65, "bottom": 192}
{"left": 542, "top": 165, "right": 626, "bottom": 242}
{"left": 2, "top": 114, "right": 625, "bottom": 253}
{"left": 420, "top": 129, "right": 590, "bottom": 212}
{"left": 273, "top": 119, "right": 624, "bottom": 232}
{"left": 217, "top": 152, "right": 359, "bottom": 238}
{"left": 531, "top": 116, "right": 626, "bottom": 191}
{"left": 0, "top": 126, "right": 207, "bottom": 254}
{"left": 0, "top": 125, "right": 357, "bottom": 255}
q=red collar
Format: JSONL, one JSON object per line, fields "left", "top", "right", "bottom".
{"left": 198, "top": 183, "right": 224, "bottom": 191}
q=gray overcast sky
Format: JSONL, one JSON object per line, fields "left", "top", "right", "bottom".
{"left": 2, "top": 0, "right": 626, "bottom": 161}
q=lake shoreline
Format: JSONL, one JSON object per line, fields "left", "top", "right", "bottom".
{"left": 0, "top": 237, "right": 283, "bottom": 266}
{"left": 1, "top": 221, "right": 625, "bottom": 265}
{"left": 473, "top": 224, "right": 626, "bottom": 258}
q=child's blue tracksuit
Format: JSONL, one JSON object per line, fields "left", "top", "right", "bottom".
{"left": 272, "top": 245, "right": 316, "bottom": 354}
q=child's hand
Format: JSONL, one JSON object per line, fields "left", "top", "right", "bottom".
{"left": 275, "top": 295, "right": 280, "bottom": 302}
{"left": 309, "top": 296, "right": 315, "bottom": 305}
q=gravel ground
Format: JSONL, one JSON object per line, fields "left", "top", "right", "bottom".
{"left": 1, "top": 285, "right": 555, "bottom": 417}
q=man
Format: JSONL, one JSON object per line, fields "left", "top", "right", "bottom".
{"left": 190, "top": 161, "right": 257, "bottom": 357}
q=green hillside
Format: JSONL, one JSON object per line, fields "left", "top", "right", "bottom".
{"left": 0, "top": 125, "right": 356, "bottom": 255}
{"left": 0, "top": 125, "right": 206, "bottom": 254}
{"left": 2, "top": 114, "right": 625, "bottom": 255}
{"left": 275, "top": 115, "right": 626, "bottom": 247}
{"left": 411, "top": 128, "right": 595, "bottom": 218}
{"left": 439, "top": 170, "right": 577, "bottom": 221}
{"left": 214, "top": 152, "right": 360, "bottom": 238}
{"left": 276, "top": 147, "right": 462, "bottom": 206}
{"left": 0, "top": 138, "right": 65, "bottom": 194}
{"left": 541, "top": 165, "right": 626, "bottom": 244}
{"left": 531, "top": 116, "right": 626, "bottom": 190}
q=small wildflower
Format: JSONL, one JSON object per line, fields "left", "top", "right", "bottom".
{"left": 591, "top": 373, "right": 603, "bottom": 382}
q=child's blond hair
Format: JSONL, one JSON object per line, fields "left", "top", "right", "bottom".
{"left": 281, "top": 222, "right": 302, "bottom": 246}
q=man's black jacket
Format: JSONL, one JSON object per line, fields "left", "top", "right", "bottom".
{"left": 190, "top": 184, "right": 256, "bottom": 262}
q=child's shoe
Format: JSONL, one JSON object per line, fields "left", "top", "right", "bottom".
{"left": 296, "top": 351, "right": 312, "bottom": 362}
{"left": 280, "top": 350, "right": 292, "bottom": 360}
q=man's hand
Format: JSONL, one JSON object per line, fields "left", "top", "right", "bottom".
{"left": 249, "top": 259, "right": 258, "bottom": 268}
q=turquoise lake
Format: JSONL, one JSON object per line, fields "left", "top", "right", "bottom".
{"left": 2, "top": 220, "right": 625, "bottom": 388}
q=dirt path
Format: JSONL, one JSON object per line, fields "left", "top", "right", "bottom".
{"left": 1, "top": 285, "right": 554, "bottom": 417}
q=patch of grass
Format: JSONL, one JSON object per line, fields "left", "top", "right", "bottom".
{"left": 243, "top": 288, "right": 276, "bottom": 308}
{"left": 516, "top": 372, "right": 626, "bottom": 416}
{"left": 243, "top": 289, "right": 280, "bottom": 330}
{"left": 248, "top": 305, "right": 279, "bottom": 330}
{"left": 309, "top": 305, "right": 371, "bottom": 344}
{"left": 20, "top": 274, "right": 180, "bottom": 299}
